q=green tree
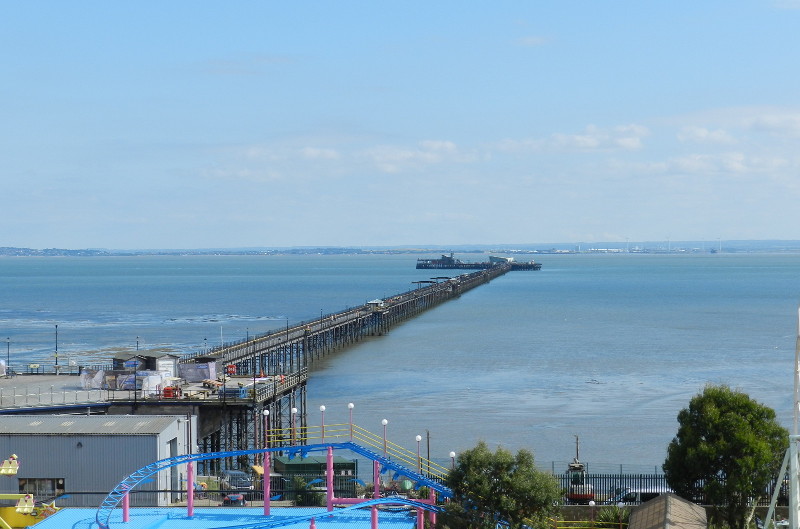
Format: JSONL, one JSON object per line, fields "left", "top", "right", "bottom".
{"left": 663, "top": 384, "right": 788, "bottom": 529}
{"left": 440, "top": 441, "right": 561, "bottom": 529}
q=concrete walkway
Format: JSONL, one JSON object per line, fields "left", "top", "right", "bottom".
{"left": 0, "top": 373, "right": 103, "bottom": 410}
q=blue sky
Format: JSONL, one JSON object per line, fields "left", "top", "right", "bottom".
{"left": 3, "top": 1, "right": 800, "bottom": 249}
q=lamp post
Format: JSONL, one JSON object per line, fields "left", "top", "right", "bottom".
{"left": 381, "top": 419, "right": 388, "bottom": 456}
{"left": 54, "top": 324, "right": 58, "bottom": 370}
{"left": 416, "top": 435, "right": 422, "bottom": 474}
{"left": 320, "top": 405, "right": 326, "bottom": 442}
{"left": 449, "top": 451, "right": 456, "bottom": 470}
{"left": 348, "top": 403, "right": 354, "bottom": 440}
{"left": 263, "top": 409, "right": 270, "bottom": 516}
{"left": 263, "top": 409, "right": 270, "bottom": 450}
{"left": 6, "top": 338, "right": 9, "bottom": 375}
{"left": 291, "top": 407, "right": 298, "bottom": 444}
{"left": 589, "top": 500, "right": 596, "bottom": 527}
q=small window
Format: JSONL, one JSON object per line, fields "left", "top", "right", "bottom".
{"left": 19, "top": 478, "right": 65, "bottom": 498}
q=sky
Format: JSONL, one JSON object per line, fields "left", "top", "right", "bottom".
{"left": 3, "top": 1, "right": 800, "bottom": 250}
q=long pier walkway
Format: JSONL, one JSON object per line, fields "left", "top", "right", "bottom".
{"left": 0, "top": 264, "right": 513, "bottom": 475}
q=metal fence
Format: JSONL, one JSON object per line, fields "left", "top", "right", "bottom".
{"left": 557, "top": 473, "right": 789, "bottom": 506}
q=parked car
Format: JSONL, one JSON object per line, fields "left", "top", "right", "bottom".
{"left": 219, "top": 493, "right": 247, "bottom": 506}
{"left": 219, "top": 470, "right": 254, "bottom": 498}
{"left": 603, "top": 486, "right": 672, "bottom": 505}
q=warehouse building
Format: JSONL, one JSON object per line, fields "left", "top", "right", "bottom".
{"left": 0, "top": 415, "right": 196, "bottom": 508}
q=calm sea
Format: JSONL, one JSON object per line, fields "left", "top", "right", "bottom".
{"left": 1, "top": 252, "right": 798, "bottom": 472}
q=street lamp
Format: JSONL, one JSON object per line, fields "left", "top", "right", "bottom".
{"left": 449, "top": 451, "right": 456, "bottom": 470}
{"left": 416, "top": 435, "right": 422, "bottom": 474}
{"left": 263, "top": 410, "right": 270, "bottom": 450}
{"left": 291, "top": 407, "right": 298, "bottom": 444}
{"left": 5, "top": 338, "right": 9, "bottom": 375}
{"left": 320, "top": 405, "right": 326, "bottom": 442}
{"left": 54, "top": 324, "right": 58, "bottom": 369}
{"left": 263, "top": 409, "right": 270, "bottom": 516}
{"left": 348, "top": 403, "right": 355, "bottom": 440}
{"left": 381, "top": 419, "right": 388, "bottom": 455}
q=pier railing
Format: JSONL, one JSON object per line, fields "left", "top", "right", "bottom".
{"left": 265, "top": 422, "right": 451, "bottom": 483}
{"left": 0, "top": 368, "right": 310, "bottom": 410}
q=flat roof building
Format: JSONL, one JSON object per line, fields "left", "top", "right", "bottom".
{"left": 0, "top": 414, "right": 196, "bottom": 507}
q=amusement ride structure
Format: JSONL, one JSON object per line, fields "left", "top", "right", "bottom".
{"left": 95, "top": 410, "right": 453, "bottom": 529}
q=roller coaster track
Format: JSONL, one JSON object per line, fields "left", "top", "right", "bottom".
{"left": 96, "top": 424, "right": 453, "bottom": 529}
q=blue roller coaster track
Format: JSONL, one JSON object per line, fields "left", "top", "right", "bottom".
{"left": 95, "top": 442, "right": 452, "bottom": 529}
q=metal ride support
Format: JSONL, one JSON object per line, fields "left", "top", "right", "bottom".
{"left": 95, "top": 439, "right": 453, "bottom": 529}
{"left": 765, "top": 308, "right": 800, "bottom": 529}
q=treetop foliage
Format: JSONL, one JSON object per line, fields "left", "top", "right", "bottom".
{"left": 663, "top": 384, "right": 788, "bottom": 529}
{"left": 441, "top": 441, "right": 561, "bottom": 529}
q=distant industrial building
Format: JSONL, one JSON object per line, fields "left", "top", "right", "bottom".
{"left": 0, "top": 415, "right": 196, "bottom": 507}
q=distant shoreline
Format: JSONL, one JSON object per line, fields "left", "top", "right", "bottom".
{"left": 4, "top": 241, "right": 800, "bottom": 257}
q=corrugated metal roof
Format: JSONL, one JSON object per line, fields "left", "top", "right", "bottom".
{"left": 630, "top": 493, "right": 707, "bottom": 529}
{"left": 0, "top": 414, "right": 184, "bottom": 435}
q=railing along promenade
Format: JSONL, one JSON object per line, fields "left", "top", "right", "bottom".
{"left": 0, "top": 368, "right": 310, "bottom": 411}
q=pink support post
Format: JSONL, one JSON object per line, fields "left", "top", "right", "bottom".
{"left": 122, "top": 488, "right": 130, "bottom": 522}
{"left": 187, "top": 460, "right": 194, "bottom": 517}
{"left": 371, "top": 460, "right": 380, "bottom": 529}
{"left": 263, "top": 452, "right": 271, "bottom": 516}
{"left": 428, "top": 487, "right": 437, "bottom": 526}
{"left": 326, "top": 446, "right": 334, "bottom": 511}
{"left": 310, "top": 517, "right": 316, "bottom": 529}
{"left": 373, "top": 460, "right": 380, "bottom": 499}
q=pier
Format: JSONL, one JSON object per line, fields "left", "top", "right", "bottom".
{"left": 0, "top": 265, "right": 512, "bottom": 475}
{"left": 416, "top": 253, "right": 542, "bottom": 271}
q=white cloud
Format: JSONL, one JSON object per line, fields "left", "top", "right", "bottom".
{"left": 299, "top": 147, "right": 340, "bottom": 160}
{"left": 363, "top": 140, "right": 475, "bottom": 173}
{"left": 516, "top": 35, "right": 548, "bottom": 47}
{"left": 201, "top": 166, "right": 284, "bottom": 182}
{"left": 747, "top": 113, "right": 800, "bottom": 137}
{"left": 498, "top": 124, "right": 649, "bottom": 153}
{"left": 664, "top": 152, "right": 790, "bottom": 176}
{"left": 772, "top": 0, "right": 800, "bottom": 9}
{"left": 677, "top": 126, "right": 737, "bottom": 145}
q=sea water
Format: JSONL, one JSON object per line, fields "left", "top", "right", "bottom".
{"left": 1, "top": 252, "right": 798, "bottom": 472}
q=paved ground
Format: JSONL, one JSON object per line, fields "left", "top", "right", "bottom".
{"left": 0, "top": 373, "right": 81, "bottom": 391}
{"left": 0, "top": 373, "right": 107, "bottom": 409}
{"left": 33, "top": 506, "right": 418, "bottom": 529}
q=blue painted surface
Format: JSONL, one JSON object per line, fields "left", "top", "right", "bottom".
{"left": 36, "top": 506, "right": 419, "bottom": 529}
